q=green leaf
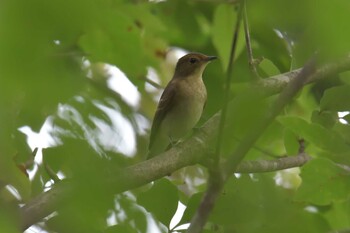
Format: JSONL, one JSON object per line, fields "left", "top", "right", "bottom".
{"left": 137, "top": 178, "right": 178, "bottom": 227}
{"left": 320, "top": 85, "right": 350, "bottom": 111}
{"left": 323, "top": 200, "right": 350, "bottom": 230}
{"left": 278, "top": 116, "right": 350, "bottom": 153}
{"left": 179, "top": 192, "right": 203, "bottom": 226}
{"left": 295, "top": 158, "right": 350, "bottom": 205}
{"left": 209, "top": 175, "right": 329, "bottom": 232}
{"left": 311, "top": 110, "right": 337, "bottom": 129}
{"left": 212, "top": 4, "right": 245, "bottom": 72}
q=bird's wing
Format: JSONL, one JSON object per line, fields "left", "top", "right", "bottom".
{"left": 149, "top": 79, "right": 178, "bottom": 150}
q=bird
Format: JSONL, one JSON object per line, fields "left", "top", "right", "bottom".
{"left": 147, "top": 52, "right": 217, "bottom": 159}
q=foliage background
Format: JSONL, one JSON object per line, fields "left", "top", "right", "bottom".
{"left": 1, "top": 0, "right": 350, "bottom": 232}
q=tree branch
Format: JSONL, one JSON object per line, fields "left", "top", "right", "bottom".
{"left": 19, "top": 55, "right": 350, "bottom": 231}
{"left": 235, "top": 152, "right": 311, "bottom": 173}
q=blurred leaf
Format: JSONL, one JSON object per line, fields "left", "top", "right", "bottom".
{"left": 212, "top": 4, "right": 245, "bottom": 72}
{"left": 137, "top": 178, "right": 178, "bottom": 227}
{"left": 320, "top": 85, "right": 350, "bottom": 112}
{"left": 295, "top": 158, "right": 350, "bottom": 205}
{"left": 79, "top": 15, "right": 145, "bottom": 78}
{"left": 303, "top": 0, "right": 350, "bottom": 60}
{"left": 155, "top": 0, "right": 209, "bottom": 49}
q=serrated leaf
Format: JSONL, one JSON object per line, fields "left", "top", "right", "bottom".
{"left": 295, "top": 158, "right": 350, "bottom": 205}
{"left": 137, "top": 178, "right": 178, "bottom": 227}
{"left": 320, "top": 85, "right": 350, "bottom": 111}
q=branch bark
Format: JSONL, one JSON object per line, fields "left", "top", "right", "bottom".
{"left": 20, "top": 55, "right": 350, "bottom": 231}
{"left": 235, "top": 152, "right": 311, "bottom": 173}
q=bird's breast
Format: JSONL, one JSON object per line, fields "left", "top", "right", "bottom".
{"left": 161, "top": 76, "right": 207, "bottom": 139}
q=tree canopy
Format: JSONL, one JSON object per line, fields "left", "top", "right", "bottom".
{"left": 1, "top": 0, "right": 350, "bottom": 232}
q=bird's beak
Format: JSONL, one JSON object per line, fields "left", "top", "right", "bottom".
{"left": 205, "top": 56, "right": 217, "bottom": 62}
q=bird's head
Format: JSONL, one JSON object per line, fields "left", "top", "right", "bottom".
{"left": 174, "top": 53, "right": 217, "bottom": 78}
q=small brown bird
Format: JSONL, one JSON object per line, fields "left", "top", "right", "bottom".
{"left": 148, "top": 52, "right": 217, "bottom": 158}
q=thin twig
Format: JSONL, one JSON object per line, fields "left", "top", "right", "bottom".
{"left": 142, "top": 76, "right": 163, "bottom": 89}
{"left": 243, "top": 0, "right": 260, "bottom": 80}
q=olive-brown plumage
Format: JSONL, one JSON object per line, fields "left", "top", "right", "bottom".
{"left": 148, "top": 52, "right": 216, "bottom": 158}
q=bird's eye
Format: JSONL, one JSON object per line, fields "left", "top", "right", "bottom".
{"left": 189, "top": 57, "right": 198, "bottom": 64}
